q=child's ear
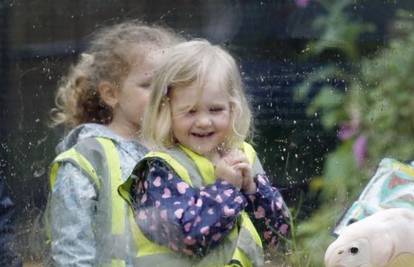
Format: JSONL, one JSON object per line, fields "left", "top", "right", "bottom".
{"left": 98, "top": 81, "right": 119, "bottom": 108}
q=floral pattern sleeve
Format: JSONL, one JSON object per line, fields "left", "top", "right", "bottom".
{"left": 244, "top": 173, "right": 290, "bottom": 247}
{"left": 131, "top": 158, "right": 248, "bottom": 257}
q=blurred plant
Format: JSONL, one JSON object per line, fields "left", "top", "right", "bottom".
{"left": 295, "top": 0, "right": 311, "bottom": 8}
{"left": 311, "top": 0, "right": 375, "bottom": 60}
{"left": 290, "top": 2, "right": 414, "bottom": 267}
{"left": 266, "top": 195, "right": 313, "bottom": 267}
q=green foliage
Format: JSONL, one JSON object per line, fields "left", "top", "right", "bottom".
{"left": 284, "top": 143, "right": 368, "bottom": 266}
{"left": 307, "top": 87, "right": 344, "bottom": 129}
{"left": 291, "top": 4, "right": 414, "bottom": 267}
{"left": 294, "top": 206, "right": 336, "bottom": 267}
{"left": 310, "top": 0, "right": 374, "bottom": 60}
{"left": 294, "top": 0, "right": 374, "bottom": 132}
{"left": 351, "top": 11, "right": 414, "bottom": 161}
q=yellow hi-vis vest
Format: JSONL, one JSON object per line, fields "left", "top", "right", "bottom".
{"left": 119, "top": 142, "right": 264, "bottom": 267}
{"left": 49, "top": 137, "right": 138, "bottom": 267}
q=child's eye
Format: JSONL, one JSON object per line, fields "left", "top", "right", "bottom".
{"left": 188, "top": 109, "right": 197, "bottom": 114}
{"left": 210, "top": 107, "right": 224, "bottom": 112}
{"left": 138, "top": 83, "right": 151, "bottom": 89}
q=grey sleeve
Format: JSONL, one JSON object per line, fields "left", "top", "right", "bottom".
{"left": 49, "top": 162, "right": 98, "bottom": 267}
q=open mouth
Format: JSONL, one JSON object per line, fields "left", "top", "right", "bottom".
{"left": 191, "top": 132, "right": 214, "bottom": 138}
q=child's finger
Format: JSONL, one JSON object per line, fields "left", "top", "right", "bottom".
{"left": 234, "top": 162, "right": 252, "bottom": 178}
{"left": 232, "top": 162, "right": 251, "bottom": 174}
{"left": 224, "top": 150, "right": 249, "bottom": 165}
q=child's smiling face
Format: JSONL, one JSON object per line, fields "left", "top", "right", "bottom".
{"left": 170, "top": 71, "right": 232, "bottom": 156}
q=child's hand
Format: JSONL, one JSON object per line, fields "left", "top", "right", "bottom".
{"left": 222, "top": 149, "right": 256, "bottom": 194}
{"left": 241, "top": 171, "right": 256, "bottom": 194}
{"left": 212, "top": 151, "right": 244, "bottom": 189}
{"left": 212, "top": 149, "right": 256, "bottom": 193}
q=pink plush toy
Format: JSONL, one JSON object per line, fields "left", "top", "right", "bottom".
{"left": 325, "top": 208, "right": 414, "bottom": 267}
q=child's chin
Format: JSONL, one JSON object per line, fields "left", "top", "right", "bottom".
{"left": 192, "top": 146, "right": 214, "bottom": 156}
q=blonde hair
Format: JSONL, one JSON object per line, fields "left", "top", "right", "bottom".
{"left": 142, "top": 39, "right": 252, "bottom": 151}
{"left": 50, "top": 20, "right": 183, "bottom": 129}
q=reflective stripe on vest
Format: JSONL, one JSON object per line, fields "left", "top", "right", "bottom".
{"left": 50, "top": 148, "right": 101, "bottom": 190}
{"left": 123, "top": 142, "right": 264, "bottom": 267}
{"left": 49, "top": 137, "right": 133, "bottom": 267}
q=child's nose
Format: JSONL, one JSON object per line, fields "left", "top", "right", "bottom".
{"left": 195, "top": 114, "right": 212, "bottom": 127}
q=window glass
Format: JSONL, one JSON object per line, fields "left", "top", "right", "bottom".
{"left": 1, "top": 1, "right": 413, "bottom": 266}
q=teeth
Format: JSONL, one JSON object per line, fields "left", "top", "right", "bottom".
{"left": 192, "top": 132, "right": 213, "bottom": 137}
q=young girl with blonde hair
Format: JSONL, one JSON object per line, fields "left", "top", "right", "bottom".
{"left": 120, "top": 40, "right": 290, "bottom": 267}
{"left": 47, "top": 21, "right": 182, "bottom": 266}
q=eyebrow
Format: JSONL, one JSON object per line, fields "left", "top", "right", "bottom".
{"left": 210, "top": 102, "right": 227, "bottom": 107}
{"left": 141, "top": 76, "right": 152, "bottom": 83}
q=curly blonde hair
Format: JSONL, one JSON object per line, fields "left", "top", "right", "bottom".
{"left": 142, "top": 39, "right": 253, "bottom": 151}
{"left": 50, "top": 21, "right": 183, "bottom": 129}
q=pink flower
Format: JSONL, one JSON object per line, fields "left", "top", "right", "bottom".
{"left": 353, "top": 135, "right": 367, "bottom": 167}
{"left": 295, "top": 0, "right": 310, "bottom": 8}
{"left": 338, "top": 121, "right": 358, "bottom": 140}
